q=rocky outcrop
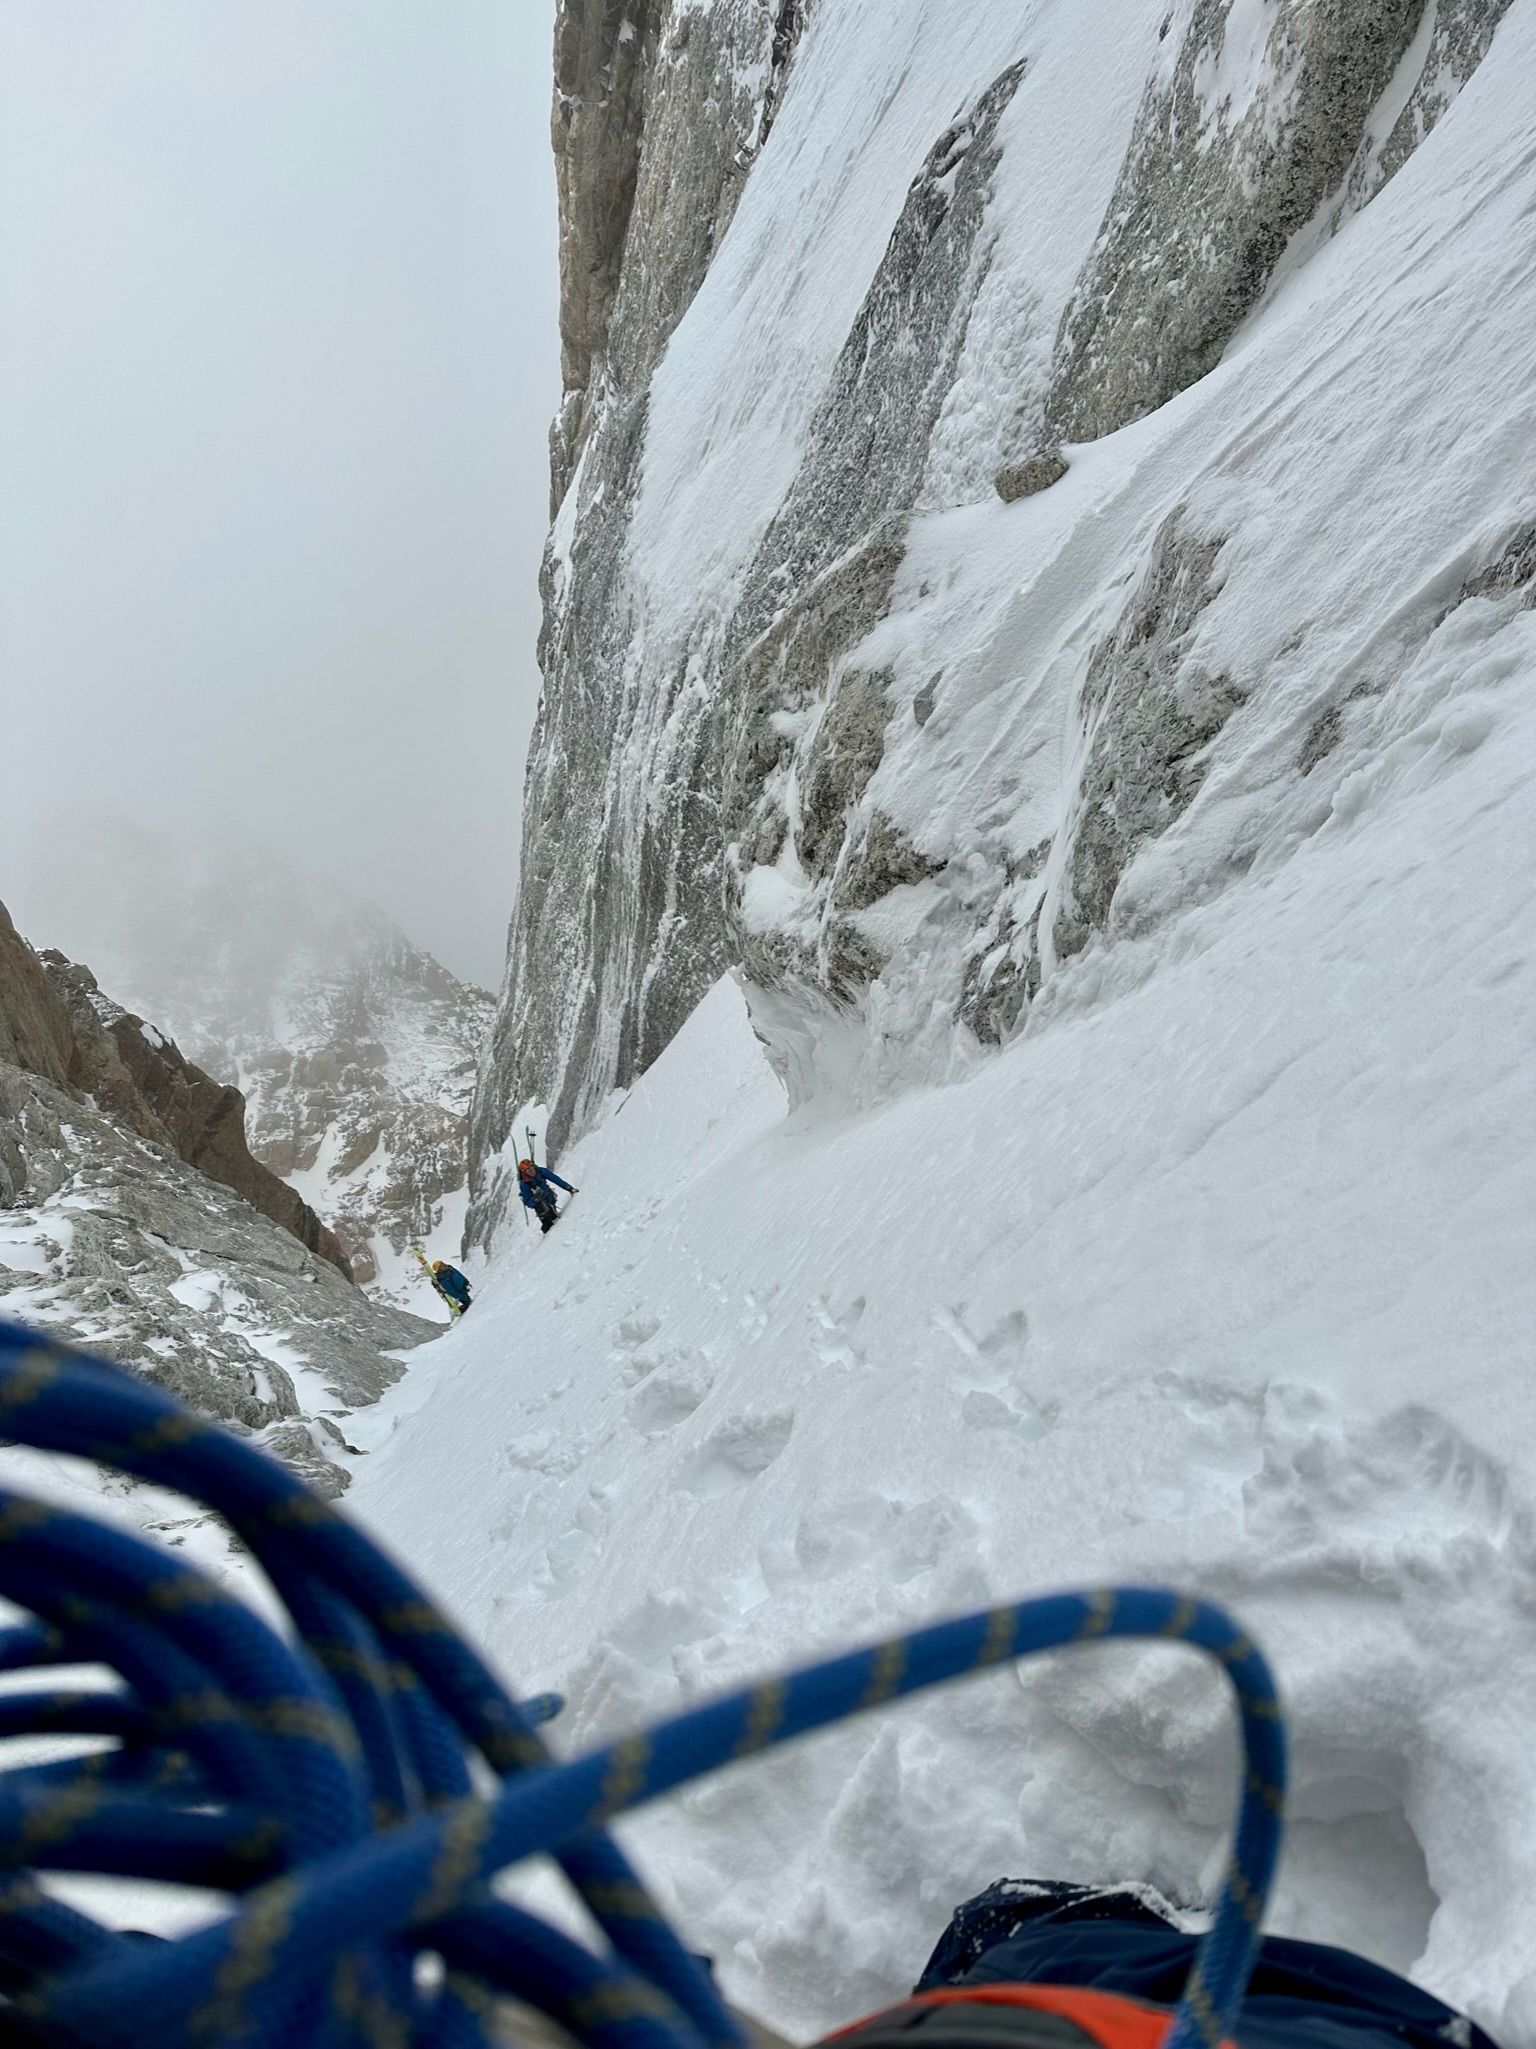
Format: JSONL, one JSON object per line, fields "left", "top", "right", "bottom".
{"left": 0, "top": 1064, "right": 431, "bottom": 1495}
{"left": 20, "top": 831, "right": 492, "bottom": 1305}
{"left": 0, "top": 904, "right": 435, "bottom": 1494}
{"left": 223, "top": 929, "right": 491, "bottom": 1299}
{"left": 471, "top": 0, "right": 1527, "bottom": 1241}
{"left": 1049, "top": 516, "right": 1245, "bottom": 963}
{"left": 0, "top": 904, "right": 349, "bottom": 1275}
{"left": 0, "top": 903, "right": 74, "bottom": 1087}
{"left": 38, "top": 953, "right": 353, "bottom": 1277}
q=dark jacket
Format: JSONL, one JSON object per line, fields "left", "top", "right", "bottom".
{"left": 433, "top": 1263, "right": 471, "bottom": 1305}
{"left": 518, "top": 1166, "right": 574, "bottom": 1214}
{"left": 915, "top": 1881, "right": 1498, "bottom": 2049}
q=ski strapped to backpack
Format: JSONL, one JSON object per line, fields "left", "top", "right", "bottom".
{"left": 411, "top": 1244, "right": 469, "bottom": 1315}
{"left": 0, "top": 1317, "right": 1286, "bottom": 2049}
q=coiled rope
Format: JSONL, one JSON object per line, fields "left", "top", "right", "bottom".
{"left": 0, "top": 1319, "right": 1286, "bottom": 2049}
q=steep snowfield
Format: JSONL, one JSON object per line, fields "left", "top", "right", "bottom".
{"left": 355, "top": 3, "right": 1536, "bottom": 2038}
{"left": 353, "top": 595, "right": 1535, "bottom": 2034}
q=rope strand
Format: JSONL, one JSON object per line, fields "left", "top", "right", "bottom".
{"left": 0, "top": 1319, "right": 1286, "bottom": 2049}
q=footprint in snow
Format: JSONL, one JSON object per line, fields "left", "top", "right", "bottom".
{"left": 810, "top": 1293, "right": 868, "bottom": 1371}
{"left": 499, "top": 1427, "right": 590, "bottom": 1479}
{"left": 627, "top": 1365, "right": 712, "bottom": 1434}
{"left": 533, "top": 1498, "right": 609, "bottom": 1597}
{"left": 611, "top": 1311, "right": 662, "bottom": 1351}
{"left": 675, "top": 1410, "right": 794, "bottom": 1500}
{"left": 739, "top": 1284, "right": 779, "bottom": 1340}
{"left": 938, "top": 1303, "right": 1030, "bottom": 1371}
{"left": 960, "top": 1387, "right": 1053, "bottom": 1442}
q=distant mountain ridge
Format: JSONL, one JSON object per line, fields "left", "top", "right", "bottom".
{"left": 0, "top": 899, "right": 434, "bottom": 1496}
{"left": 0, "top": 902, "right": 348, "bottom": 1274}
{"left": 21, "top": 825, "right": 494, "bottom": 1308}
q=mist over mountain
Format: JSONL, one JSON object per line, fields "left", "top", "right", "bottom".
{"left": 0, "top": 897, "right": 435, "bottom": 1504}
{"left": 21, "top": 819, "right": 493, "bottom": 1304}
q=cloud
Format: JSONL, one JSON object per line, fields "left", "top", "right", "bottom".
{"left": 0, "top": 0, "right": 559, "bottom": 986}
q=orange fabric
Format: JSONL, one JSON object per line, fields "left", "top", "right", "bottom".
{"left": 827, "top": 1984, "right": 1236, "bottom": 2049}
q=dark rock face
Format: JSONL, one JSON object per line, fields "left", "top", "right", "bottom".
{"left": 551, "top": 0, "right": 775, "bottom": 505}
{"left": 1039, "top": 0, "right": 1514, "bottom": 456}
{"left": 475, "top": 380, "right": 731, "bottom": 1175}
{"left": 1461, "top": 523, "right": 1536, "bottom": 606}
{"left": 475, "top": 0, "right": 786, "bottom": 1204}
{"left": 0, "top": 905, "right": 435, "bottom": 1492}
{"left": 1045, "top": 0, "right": 1426, "bottom": 446}
{"left": 759, "top": 0, "right": 811, "bottom": 147}
{"left": 1050, "top": 516, "right": 1245, "bottom": 962}
{"left": 734, "top": 58, "right": 1027, "bottom": 638}
{"left": 32, "top": 952, "right": 353, "bottom": 1279}
{"left": 1336, "top": 0, "right": 1518, "bottom": 207}
{"left": 551, "top": 0, "right": 664, "bottom": 494}
{"left": 0, "top": 904, "right": 74, "bottom": 1088}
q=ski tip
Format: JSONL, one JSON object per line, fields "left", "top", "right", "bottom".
{"left": 522, "top": 1690, "right": 565, "bottom": 1727}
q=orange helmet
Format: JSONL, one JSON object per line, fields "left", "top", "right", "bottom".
{"left": 518, "top": 1158, "right": 536, "bottom": 1179}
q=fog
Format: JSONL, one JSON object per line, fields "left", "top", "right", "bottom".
{"left": 0, "top": 1, "right": 559, "bottom": 989}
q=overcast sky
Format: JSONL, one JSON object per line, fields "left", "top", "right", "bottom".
{"left": 0, "top": 1, "right": 558, "bottom": 988}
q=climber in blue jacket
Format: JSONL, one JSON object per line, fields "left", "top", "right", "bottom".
{"left": 518, "top": 1157, "right": 576, "bottom": 1232}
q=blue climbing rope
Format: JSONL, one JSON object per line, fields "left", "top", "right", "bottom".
{"left": 0, "top": 1318, "right": 1286, "bottom": 2049}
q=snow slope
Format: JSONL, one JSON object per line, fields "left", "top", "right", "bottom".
{"left": 353, "top": 551, "right": 1536, "bottom": 2034}
{"left": 360, "top": 8, "right": 1536, "bottom": 2035}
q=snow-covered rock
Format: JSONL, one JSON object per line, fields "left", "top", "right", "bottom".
{"left": 29, "top": 824, "right": 493, "bottom": 1309}
{"left": 0, "top": 902, "right": 436, "bottom": 1496}
{"left": 471, "top": 0, "right": 1532, "bottom": 1243}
